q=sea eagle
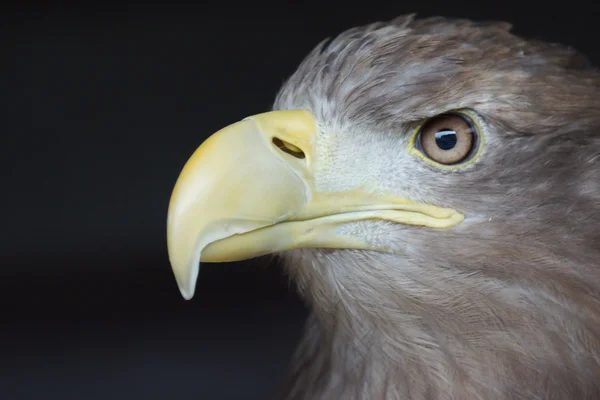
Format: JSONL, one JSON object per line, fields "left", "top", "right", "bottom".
{"left": 167, "top": 15, "right": 600, "bottom": 399}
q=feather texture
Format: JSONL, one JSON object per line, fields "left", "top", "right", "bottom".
{"left": 272, "top": 16, "right": 600, "bottom": 400}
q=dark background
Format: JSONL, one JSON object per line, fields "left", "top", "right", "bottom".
{"left": 1, "top": 2, "right": 597, "bottom": 399}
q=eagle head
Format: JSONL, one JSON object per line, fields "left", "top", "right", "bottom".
{"left": 166, "top": 15, "right": 600, "bottom": 399}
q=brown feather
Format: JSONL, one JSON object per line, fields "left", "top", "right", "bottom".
{"left": 273, "top": 15, "right": 600, "bottom": 400}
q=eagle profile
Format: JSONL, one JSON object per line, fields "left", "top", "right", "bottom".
{"left": 166, "top": 15, "right": 600, "bottom": 399}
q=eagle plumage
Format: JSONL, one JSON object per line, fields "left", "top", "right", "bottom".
{"left": 274, "top": 15, "right": 600, "bottom": 399}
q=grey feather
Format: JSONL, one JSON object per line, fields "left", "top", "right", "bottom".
{"left": 271, "top": 15, "right": 600, "bottom": 400}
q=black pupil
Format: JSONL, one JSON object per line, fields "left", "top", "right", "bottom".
{"left": 435, "top": 129, "right": 457, "bottom": 150}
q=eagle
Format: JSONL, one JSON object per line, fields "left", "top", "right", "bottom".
{"left": 166, "top": 15, "right": 600, "bottom": 399}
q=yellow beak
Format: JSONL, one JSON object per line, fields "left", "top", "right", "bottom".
{"left": 167, "top": 109, "right": 464, "bottom": 299}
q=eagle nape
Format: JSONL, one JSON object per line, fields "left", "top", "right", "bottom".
{"left": 166, "top": 15, "right": 600, "bottom": 400}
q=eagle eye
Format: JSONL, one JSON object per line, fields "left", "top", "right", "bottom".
{"left": 415, "top": 112, "right": 480, "bottom": 166}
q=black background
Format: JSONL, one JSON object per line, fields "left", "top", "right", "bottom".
{"left": 2, "top": 2, "right": 597, "bottom": 399}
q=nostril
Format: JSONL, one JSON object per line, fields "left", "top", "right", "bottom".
{"left": 272, "top": 137, "right": 306, "bottom": 159}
